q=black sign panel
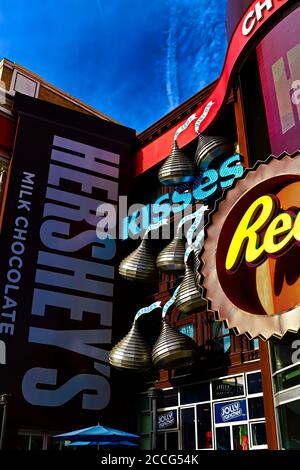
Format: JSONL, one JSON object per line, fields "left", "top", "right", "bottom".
{"left": 0, "top": 94, "right": 136, "bottom": 445}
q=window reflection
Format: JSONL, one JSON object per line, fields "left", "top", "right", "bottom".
{"left": 178, "top": 323, "right": 194, "bottom": 339}
{"left": 275, "top": 365, "right": 300, "bottom": 393}
{"left": 247, "top": 372, "right": 262, "bottom": 395}
{"left": 212, "top": 321, "right": 231, "bottom": 353}
{"left": 248, "top": 397, "right": 265, "bottom": 419}
{"left": 197, "top": 404, "right": 212, "bottom": 449}
{"left": 181, "top": 383, "right": 210, "bottom": 405}
{"left": 157, "top": 388, "right": 178, "bottom": 408}
{"left": 278, "top": 399, "right": 300, "bottom": 449}
{"left": 212, "top": 376, "right": 244, "bottom": 400}
{"left": 233, "top": 424, "right": 249, "bottom": 450}
{"left": 270, "top": 333, "right": 300, "bottom": 372}
{"left": 216, "top": 426, "right": 231, "bottom": 450}
{"left": 251, "top": 422, "right": 267, "bottom": 447}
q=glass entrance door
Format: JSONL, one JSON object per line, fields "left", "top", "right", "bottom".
{"left": 181, "top": 407, "right": 196, "bottom": 450}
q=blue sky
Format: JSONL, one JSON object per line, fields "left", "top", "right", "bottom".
{"left": 0, "top": 0, "right": 227, "bottom": 132}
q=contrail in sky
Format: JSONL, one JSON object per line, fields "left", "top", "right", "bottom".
{"left": 165, "top": 1, "right": 180, "bottom": 110}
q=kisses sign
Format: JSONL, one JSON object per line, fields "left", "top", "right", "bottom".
{"left": 202, "top": 152, "right": 300, "bottom": 340}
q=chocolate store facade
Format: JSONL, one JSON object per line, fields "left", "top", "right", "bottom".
{"left": 112, "top": 0, "right": 300, "bottom": 452}
{"left": 1, "top": 0, "right": 300, "bottom": 452}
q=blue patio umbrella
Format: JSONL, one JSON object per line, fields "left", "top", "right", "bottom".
{"left": 54, "top": 425, "right": 139, "bottom": 443}
{"left": 66, "top": 440, "right": 138, "bottom": 447}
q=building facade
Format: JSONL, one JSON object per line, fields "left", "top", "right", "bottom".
{"left": 115, "top": 0, "right": 300, "bottom": 451}
{"left": 1, "top": 0, "right": 300, "bottom": 452}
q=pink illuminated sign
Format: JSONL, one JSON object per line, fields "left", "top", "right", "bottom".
{"left": 257, "top": 5, "right": 300, "bottom": 155}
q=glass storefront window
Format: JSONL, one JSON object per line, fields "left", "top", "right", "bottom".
{"left": 196, "top": 404, "right": 212, "bottom": 449}
{"left": 232, "top": 424, "right": 249, "bottom": 450}
{"left": 248, "top": 397, "right": 265, "bottom": 419}
{"left": 251, "top": 422, "right": 267, "bottom": 447}
{"left": 223, "top": 335, "right": 231, "bottom": 353}
{"left": 216, "top": 426, "right": 231, "bottom": 450}
{"left": 274, "top": 365, "right": 300, "bottom": 393}
{"left": 223, "top": 326, "right": 231, "bottom": 353}
{"left": 152, "top": 372, "right": 264, "bottom": 451}
{"left": 270, "top": 334, "right": 300, "bottom": 450}
{"left": 250, "top": 339, "right": 259, "bottom": 351}
{"left": 178, "top": 323, "right": 194, "bottom": 339}
{"left": 247, "top": 372, "right": 263, "bottom": 395}
{"left": 180, "top": 383, "right": 210, "bottom": 405}
{"left": 212, "top": 375, "right": 244, "bottom": 400}
{"left": 181, "top": 408, "right": 196, "bottom": 450}
{"left": 270, "top": 333, "right": 300, "bottom": 372}
{"left": 277, "top": 399, "right": 300, "bottom": 449}
{"left": 166, "top": 432, "right": 178, "bottom": 450}
{"left": 157, "top": 388, "right": 178, "bottom": 409}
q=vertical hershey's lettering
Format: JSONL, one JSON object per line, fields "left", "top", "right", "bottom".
{"left": 23, "top": 135, "right": 120, "bottom": 410}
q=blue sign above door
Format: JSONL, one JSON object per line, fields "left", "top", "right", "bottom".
{"left": 215, "top": 399, "right": 247, "bottom": 424}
